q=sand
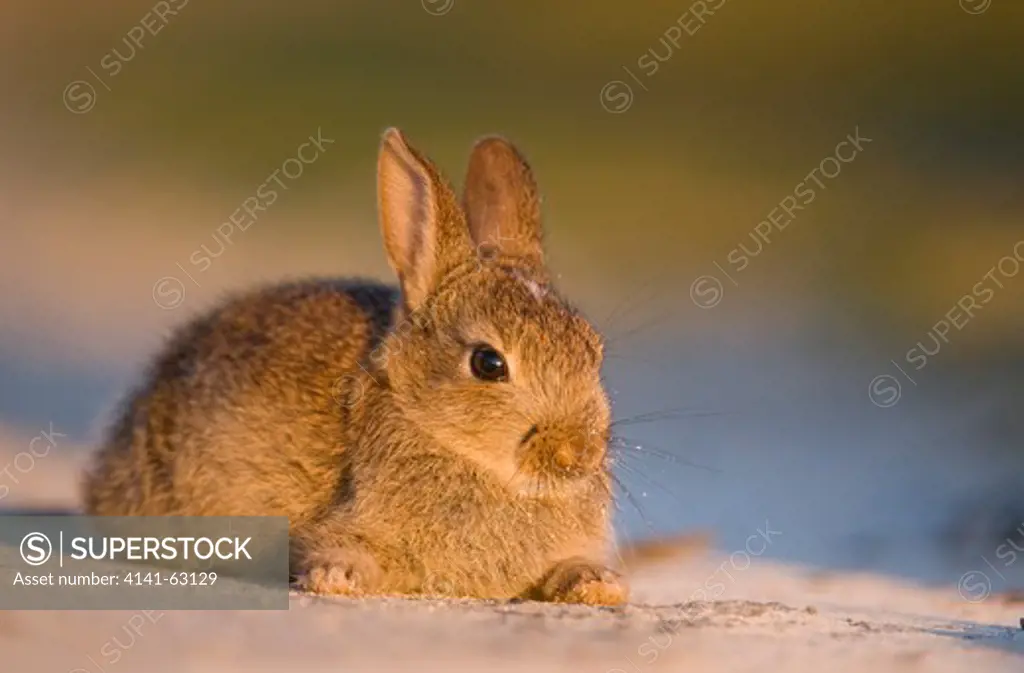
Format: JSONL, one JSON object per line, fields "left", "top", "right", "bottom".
{"left": 1, "top": 433, "right": 1023, "bottom": 672}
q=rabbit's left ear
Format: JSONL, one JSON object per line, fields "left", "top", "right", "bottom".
{"left": 462, "top": 136, "right": 545, "bottom": 273}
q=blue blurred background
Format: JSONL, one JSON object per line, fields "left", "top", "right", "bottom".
{"left": 1, "top": 0, "right": 1023, "bottom": 592}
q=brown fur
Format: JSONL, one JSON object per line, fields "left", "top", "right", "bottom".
{"left": 82, "top": 129, "right": 626, "bottom": 604}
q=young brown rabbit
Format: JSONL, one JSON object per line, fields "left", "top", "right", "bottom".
{"left": 83, "top": 128, "right": 628, "bottom": 605}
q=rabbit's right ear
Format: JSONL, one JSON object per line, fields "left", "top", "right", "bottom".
{"left": 462, "top": 136, "right": 545, "bottom": 275}
{"left": 377, "top": 128, "right": 474, "bottom": 312}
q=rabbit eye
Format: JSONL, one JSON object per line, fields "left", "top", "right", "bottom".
{"left": 470, "top": 345, "right": 508, "bottom": 382}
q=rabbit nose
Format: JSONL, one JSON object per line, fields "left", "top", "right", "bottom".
{"left": 517, "top": 422, "right": 606, "bottom": 476}
{"left": 553, "top": 443, "right": 576, "bottom": 470}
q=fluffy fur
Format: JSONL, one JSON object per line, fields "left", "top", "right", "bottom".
{"left": 82, "top": 129, "right": 627, "bottom": 605}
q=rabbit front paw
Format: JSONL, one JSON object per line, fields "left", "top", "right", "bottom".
{"left": 536, "top": 557, "right": 629, "bottom": 606}
{"left": 294, "top": 546, "right": 382, "bottom": 596}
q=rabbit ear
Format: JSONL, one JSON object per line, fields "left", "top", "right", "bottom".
{"left": 377, "top": 128, "right": 474, "bottom": 311}
{"left": 462, "top": 136, "right": 546, "bottom": 274}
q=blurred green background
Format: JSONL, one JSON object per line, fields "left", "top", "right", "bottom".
{"left": 1, "top": 0, "right": 1023, "bottom": 584}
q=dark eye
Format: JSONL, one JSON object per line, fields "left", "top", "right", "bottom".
{"left": 470, "top": 345, "right": 508, "bottom": 382}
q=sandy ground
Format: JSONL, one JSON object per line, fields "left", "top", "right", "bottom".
{"left": 0, "top": 435, "right": 1023, "bottom": 672}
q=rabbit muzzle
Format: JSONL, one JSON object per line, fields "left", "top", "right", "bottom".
{"left": 516, "top": 422, "right": 607, "bottom": 480}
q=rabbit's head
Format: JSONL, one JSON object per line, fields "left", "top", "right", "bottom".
{"left": 371, "top": 129, "right": 610, "bottom": 497}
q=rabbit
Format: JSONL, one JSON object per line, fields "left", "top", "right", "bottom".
{"left": 82, "top": 128, "right": 632, "bottom": 605}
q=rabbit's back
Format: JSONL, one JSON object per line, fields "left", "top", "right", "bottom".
{"left": 83, "top": 278, "right": 397, "bottom": 530}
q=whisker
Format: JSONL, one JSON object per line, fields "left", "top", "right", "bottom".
{"left": 599, "top": 479, "right": 632, "bottom": 574}
{"left": 504, "top": 463, "right": 525, "bottom": 491}
{"left": 602, "top": 348, "right": 674, "bottom": 373}
{"left": 611, "top": 456, "right": 691, "bottom": 510}
{"left": 506, "top": 467, "right": 536, "bottom": 519}
{"left": 610, "top": 436, "right": 721, "bottom": 474}
{"left": 609, "top": 471, "right": 656, "bottom": 535}
{"left": 599, "top": 269, "right": 673, "bottom": 338}
{"left": 596, "top": 473, "right": 627, "bottom": 520}
{"left": 604, "top": 311, "right": 680, "bottom": 347}
{"left": 605, "top": 514, "right": 629, "bottom": 572}
{"left": 611, "top": 407, "right": 725, "bottom": 428}
{"left": 601, "top": 477, "right": 623, "bottom": 513}
{"left": 504, "top": 463, "right": 534, "bottom": 515}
